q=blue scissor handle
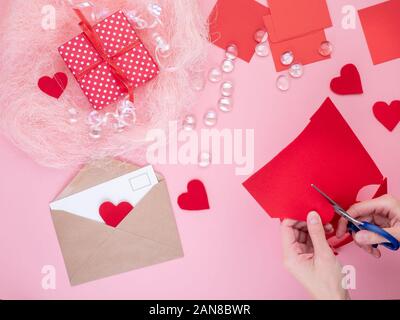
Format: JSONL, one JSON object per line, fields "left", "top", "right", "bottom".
{"left": 348, "top": 221, "right": 400, "bottom": 251}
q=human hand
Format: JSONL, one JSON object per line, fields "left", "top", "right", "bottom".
{"left": 282, "top": 211, "right": 349, "bottom": 300}
{"left": 336, "top": 195, "right": 400, "bottom": 258}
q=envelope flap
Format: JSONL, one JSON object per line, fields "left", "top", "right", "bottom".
{"left": 70, "top": 230, "right": 183, "bottom": 285}
{"left": 117, "top": 180, "right": 182, "bottom": 250}
{"left": 51, "top": 210, "right": 114, "bottom": 280}
{"left": 56, "top": 159, "right": 164, "bottom": 200}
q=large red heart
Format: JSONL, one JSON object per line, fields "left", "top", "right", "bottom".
{"left": 99, "top": 201, "right": 134, "bottom": 227}
{"left": 178, "top": 180, "right": 210, "bottom": 211}
{"left": 373, "top": 101, "right": 400, "bottom": 132}
{"left": 330, "top": 64, "right": 363, "bottom": 95}
{"left": 37, "top": 72, "right": 68, "bottom": 99}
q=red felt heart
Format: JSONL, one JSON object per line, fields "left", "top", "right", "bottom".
{"left": 99, "top": 201, "right": 134, "bottom": 227}
{"left": 37, "top": 72, "right": 68, "bottom": 99}
{"left": 178, "top": 180, "right": 210, "bottom": 211}
{"left": 330, "top": 64, "right": 363, "bottom": 95}
{"left": 373, "top": 101, "right": 400, "bottom": 132}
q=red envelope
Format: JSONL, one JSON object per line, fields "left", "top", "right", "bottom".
{"left": 208, "top": 0, "right": 269, "bottom": 62}
{"left": 267, "top": 0, "right": 332, "bottom": 42}
{"left": 267, "top": 26, "right": 329, "bottom": 72}
{"left": 358, "top": 0, "right": 400, "bottom": 65}
{"left": 243, "top": 98, "right": 384, "bottom": 225}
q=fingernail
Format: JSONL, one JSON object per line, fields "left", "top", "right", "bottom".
{"left": 308, "top": 211, "right": 320, "bottom": 225}
{"left": 355, "top": 232, "right": 368, "bottom": 242}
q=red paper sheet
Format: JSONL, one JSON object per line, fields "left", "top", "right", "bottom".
{"left": 358, "top": 0, "right": 400, "bottom": 65}
{"left": 267, "top": 0, "right": 332, "bottom": 42}
{"left": 243, "top": 98, "right": 384, "bottom": 225}
{"left": 208, "top": 0, "right": 269, "bottom": 62}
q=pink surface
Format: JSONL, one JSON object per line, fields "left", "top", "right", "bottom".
{"left": 1, "top": 0, "right": 400, "bottom": 299}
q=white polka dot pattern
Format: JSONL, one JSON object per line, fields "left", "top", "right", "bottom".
{"left": 58, "top": 10, "right": 159, "bottom": 110}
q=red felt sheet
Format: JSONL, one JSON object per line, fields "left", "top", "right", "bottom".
{"left": 243, "top": 98, "right": 384, "bottom": 225}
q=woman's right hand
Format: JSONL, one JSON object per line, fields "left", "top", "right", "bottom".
{"left": 336, "top": 195, "right": 400, "bottom": 258}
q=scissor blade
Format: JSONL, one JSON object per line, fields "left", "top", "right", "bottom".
{"left": 311, "top": 184, "right": 360, "bottom": 225}
{"left": 311, "top": 184, "right": 338, "bottom": 206}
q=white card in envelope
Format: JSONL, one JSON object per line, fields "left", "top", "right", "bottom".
{"left": 50, "top": 165, "right": 158, "bottom": 223}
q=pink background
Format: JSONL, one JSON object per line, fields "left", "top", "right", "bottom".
{"left": 1, "top": 0, "right": 400, "bottom": 299}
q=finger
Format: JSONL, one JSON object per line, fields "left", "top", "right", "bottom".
{"left": 336, "top": 217, "right": 349, "bottom": 238}
{"left": 372, "top": 247, "right": 381, "bottom": 258}
{"left": 298, "top": 230, "right": 308, "bottom": 244}
{"left": 354, "top": 227, "right": 400, "bottom": 246}
{"left": 307, "top": 211, "right": 332, "bottom": 257}
{"left": 347, "top": 195, "right": 399, "bottom": 220}
{"left": 357, "top": 242, "right": 381, "bottom": 259}
{"left": 281, "top": 219, "right": 297, "bottom": 259}
{"left": 324, "top": 223, "right": 334, "bottom": 234}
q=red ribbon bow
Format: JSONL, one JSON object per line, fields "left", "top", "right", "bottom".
{"left": 73, "top": 9, "right": 137, "bottom": 103}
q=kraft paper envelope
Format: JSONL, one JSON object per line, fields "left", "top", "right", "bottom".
{"left": 50, "top": 159, "right": 184, "bottom": 286}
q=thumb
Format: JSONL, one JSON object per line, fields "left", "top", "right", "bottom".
{"left": 354, "top": 227, "right": 400, "bottom": 246}
{"left": 307, "top": 211, "right": 332, "bottom": 256}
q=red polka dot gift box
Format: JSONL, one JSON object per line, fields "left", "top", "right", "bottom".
{"left": 58, "top": 9, "right": 159, "bottom": 110}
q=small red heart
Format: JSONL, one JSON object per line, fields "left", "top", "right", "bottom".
{"left": 373, "top": 101, "right": 400, "bottom": 132}
{"left": 38, "top": 72, "right": 68, "bottom": 99}
{"left": 178, "top": 180, "right": 210, "bottom": 211}
{"left": 330, "top": 64, "right": 363, "bottom": 95}
{"left": 99, "top": 201, "right": 134, "bottom": 227}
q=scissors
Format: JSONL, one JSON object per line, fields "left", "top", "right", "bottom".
{"left": 311, "top": 184, "right": 400, "bottom": 251}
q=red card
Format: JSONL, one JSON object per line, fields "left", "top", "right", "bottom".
{"left": 267, "top": 0, "right": 332, "bottom": 42}
{"left": 208, "top": 0, "right": 269, "bottom": 62}
{"left": 268, "top": 27, "right": 329, "bottom": 72}
{"left": 264, "top": 8, "right": 330, "bottom": 72}
{"left": 243, "top": 98, "right": 384, "bottom": 225}
{"left": 358, "top": 0, "right": 400, "bottom": 65}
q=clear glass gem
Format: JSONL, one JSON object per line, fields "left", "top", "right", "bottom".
{"left": 221, "top": 59, "right": 235, "bottom": 73}
{"left": 117, "top": 100, "right": 135, "bottom": 114}
{"left": 208, "top": 67, "right": 222, "bottom": 83}
{"left": 114, "top": 120, "right": 127, "bottom": 133}
{"left": 255, "top": 42, "right": 270, "bottom": 57}
{"left": 225, "top": 44, "right": 238, "bottom": 60}
{"left": 198, "top": 152, "right": 211, "bottom": 168}
{"left": 254, "top": 29, "right": 268, "bottom": 43}
{"left": 276, "top": 75, "right": 290, "bottom": 91}
{"left": 319, "top": 41, "right": 333, "bottom": 57}
{"left": 89, "top": 127, "right": 102, "bottom": 139}
{"left": 183, "top": 115, "right": 196, "bottom": 131}
{"left": 94, "top": 8, "right": 110, "bottom": 21}
{"left": 120, "top": 111, "right": 136, "bottom": 126}
{"left": 289, "top": 63, "right": 304, "bottom": 78}
{"left": 148, "top": 3, "right": 162, "bottom": 17}
{"left": 221, "top": 81, "right": 234, "bottom": 97}
{"left": 218, "top": 97, "right": 233, "bottom": 112}
{"left": 280, "top": 51, "right": 294, "bottom": 66}
{"left": 203, "top": 109, "right": 218, "bottom": 127}
{"left": 87, "top": 110, "right": 102, "bottom": 126}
